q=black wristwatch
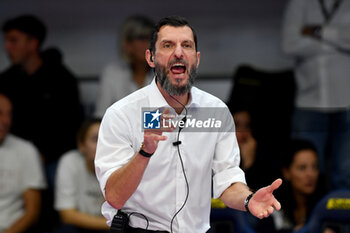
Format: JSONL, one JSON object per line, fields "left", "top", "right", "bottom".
{"left": 138, "top": 143, "right": 154, "bottom": 158}
{"left": 244, "top": 193, "right": 254, "bottom": 213}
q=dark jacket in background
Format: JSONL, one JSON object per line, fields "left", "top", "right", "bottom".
{"left": 0, "top": 48, "right": 83, "bottom": 163}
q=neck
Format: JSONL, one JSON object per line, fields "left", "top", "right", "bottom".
{"left": 293, "top": 190, "right": 308, "bottom": 223}
{"left": 156, "top": 81, "right": 189, "bottom": 114}
{"left": 294, "top": 190, "right": 307, "bottom": 207}
{"left": 22, "top": 52, "right": 43, "bottom": 75}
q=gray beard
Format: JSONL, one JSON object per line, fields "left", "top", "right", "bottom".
{"left": 155, "top": 63, "right": 197, "bottom": 96}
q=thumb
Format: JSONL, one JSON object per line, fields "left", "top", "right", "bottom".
{"left": 268, "top": 178, "right": 282, "bottom": 193}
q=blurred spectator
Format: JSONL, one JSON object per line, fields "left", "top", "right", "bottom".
{"left": 282, "top": 0, "right": 350, "bottom": 189}
{"left": 254, "top": 139, "right": 328, "bottom": 233}
{"left": 0, "top": 14, "right": 83, "bottom": 182}
{"left": 54, "top": 118, "right": 108, "bottom": 233}
{"left": 233, "top": 109, "right": 257, "bottom": 171}
{"left": 94, "top": 15, "right": 154, "bottom": 117}
{"left": 0, "top": 93, "right": 46, "bottom": 233}
{"left": 0, "top": 14, "right": 83, "bottom": 232}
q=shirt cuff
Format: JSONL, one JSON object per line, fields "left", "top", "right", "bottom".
{"left": 212, "top": 167, "right": 246, "bottom": 199}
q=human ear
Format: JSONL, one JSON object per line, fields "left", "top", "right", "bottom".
{"left": 145, "top": 49, "right": 155, "bottom": 68}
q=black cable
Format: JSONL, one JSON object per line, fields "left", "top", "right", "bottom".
{"left": 128, "top": 212, "right": 149, "bottom": 233}
{"left": 169, "top": 95, "right": 190, "bottom": 233}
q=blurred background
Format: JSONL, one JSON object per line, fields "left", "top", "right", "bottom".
{"left": 0, "top": 0, "right": 292, "bottom": 104}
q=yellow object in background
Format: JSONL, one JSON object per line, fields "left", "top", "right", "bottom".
{"left": 211, "top": 198, "right": 226, "bottom": 208}
{"left": 326, "top": 198, "right": 350, "bottom": 210}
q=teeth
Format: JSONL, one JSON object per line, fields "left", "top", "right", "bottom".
{"left": 172, "top": 63, "right": 185, "bottom": 67}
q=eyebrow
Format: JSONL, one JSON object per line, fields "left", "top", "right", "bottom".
{"left": 160, "top": 40, "right": 174, "bottom": 44}
{"left": 160, "top": 39, "right": 195, "bottom": 44}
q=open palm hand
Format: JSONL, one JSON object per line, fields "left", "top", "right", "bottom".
{"left": 248, "top": 178, "right": 282, "bottom": 219}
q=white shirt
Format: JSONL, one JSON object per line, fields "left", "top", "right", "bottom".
{"left": 0, "top": 134, "right": 46, "bottom": 231}
{"left": 95, "top": 79, "right": 245, "bottom": 233}
{"left": 94, "top": 61, "right": 154, "bottom": 117}
{"left": 55, "top": 150, "right": 105, "bottom": 216}
{"left": 282, "top": 0, "right": 350, "bottom": 109}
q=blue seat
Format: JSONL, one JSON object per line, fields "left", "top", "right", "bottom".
{"left": 209, "top": 208, "right": 257, "bottom": 233}
{"left": 295, "top": 190, "right": 350, "bottom": 233}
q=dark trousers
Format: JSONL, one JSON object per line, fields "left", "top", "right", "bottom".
{"left": 56, "top": 224, "right": 109, "bottom": 233}
{"left": 126, "top": 226, "right": 169, "bottom": 233}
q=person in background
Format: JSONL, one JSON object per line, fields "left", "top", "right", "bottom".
{"left": 54, "top": 118, "right": 109, "bottom": 233}
{"left": 0, "top": 15, "right": 83, "bottom": 231}
{"left": 233, "top": 109, "right": 257, "bottom": 171}
{"left": 254, "top": 139, "right": 328, "bottom": 233}
{"left": 0, "top": 14, "right": 83, "bottom": 184}
{"left": 282, "top": 0, "right": 350, "bottom": 189}
{"left": 0, "top": 93, "right": 46, "bottom": 233}
{"left": 94, "top": 15, "right": 154, "bottom": 117}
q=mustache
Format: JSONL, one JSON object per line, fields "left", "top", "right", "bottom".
{"left": 168, "top": 59, "right": 189, "bottom": 68}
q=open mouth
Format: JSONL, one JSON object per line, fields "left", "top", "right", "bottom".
{"left": 170, "top": 63, "right": 187, "bottom": 75}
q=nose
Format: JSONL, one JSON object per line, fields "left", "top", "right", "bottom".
{"left": 306, "top": 167, "right": 318, "bottom": 179}
{"left": 173, "top": 44, "right": 184, "bottom": 59}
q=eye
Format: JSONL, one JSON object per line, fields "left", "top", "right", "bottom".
{"left": 183, "top": 43, "right": 192, "bottom": 49}
{"left": 163, "top": 43, "right": 172, "bottom": 49}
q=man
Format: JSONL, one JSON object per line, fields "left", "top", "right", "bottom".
{"left": 0, "top": 15, "right": 82, "bottom": 181}
{"left": 0, "top": 93, "right": 46, "bottom": 233}
{"left": 282, "top": 0, "right": 350, "bottom": 189}
{"left": 95, "top": 16, "right": 282, "bottom": 233}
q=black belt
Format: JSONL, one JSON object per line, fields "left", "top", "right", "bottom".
{"left": 127, "top": 225, "right": 169, "bottom": 233}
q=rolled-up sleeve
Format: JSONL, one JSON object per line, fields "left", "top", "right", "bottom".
{"left": 95, "top": 107, "right": 135, "bottom": 197}
{"left": 212, "top": 118, "right": 246, "bottom": 199}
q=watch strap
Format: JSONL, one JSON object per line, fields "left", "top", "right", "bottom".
{"left": 244, "top": 193, "right": 254, "bottom": 213}
{"left": 139, "top": 148, "right": 154, "bottom": 157}
{"left": 138, "top": 143, "right": 154, "bottom": 157}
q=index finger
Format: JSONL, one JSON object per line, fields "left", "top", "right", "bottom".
{"left": 268, "top": 178, "right": 282, "bottom": 193}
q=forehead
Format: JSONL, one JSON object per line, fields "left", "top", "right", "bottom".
{"left": 293, "top": 149, "right": 317, "bottom": 164}
{"left": 5, "top": 29, "right": 30, "bottom": 39}
{"left": 0, "top": 95, "right": 12, "bottom": 110}
{"left": 157, "top": 25, "right": 194, "bottom": 44}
